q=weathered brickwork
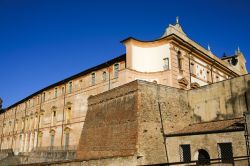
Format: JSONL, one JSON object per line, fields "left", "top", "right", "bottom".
{"left": 77, "top": 81, "right": 139, "bottom": 160}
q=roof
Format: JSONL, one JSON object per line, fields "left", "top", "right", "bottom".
{"left": 221, "top": 54, "right": 238, "bottom": 60}
{"left": 166, "top": 118, "right": 244, "bottom": 137}
{"left": 4, "top": 54, "right": 126, "bottom": 111}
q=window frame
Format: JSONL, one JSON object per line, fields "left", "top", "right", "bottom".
{"left": 114, "top": 63, "right": 119, "bottom": 78}
{"left": 218, "top": 142, "right": 234, "bottom": 163}
{"left": 179, "top": 144, "right": 191, "bottom": 162}
{"left": 91, "top": 73, "right": 96, "bottom": 85}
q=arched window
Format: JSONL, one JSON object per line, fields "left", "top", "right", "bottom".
{"left": 68, "top": 82, "right": 73, "bottom": 93}
{"left": 64, "top": 128, "right": 70, "bottom": 149}
{"left": 114, "top": 63, "right": 119, "bottom": 78}
{"left": 198, "top": 149, "right": 210, "bottom": 165}
{"left": 62, "top": 87, "right": 65, "bottom": 95}
{"left": 102, "top": 71, "right": 107, "bottom": 81}
{"left": 50, "top": 130, "right": 55, "bottom": 149}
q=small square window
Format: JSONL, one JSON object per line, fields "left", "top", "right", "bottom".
{"left": 180, "top": 144, "right": 191, "bottom": 162}
{"left": 218, "top": 143, "right": 233, "bottom": 163}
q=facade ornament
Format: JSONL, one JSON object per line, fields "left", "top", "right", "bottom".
{"left": 191, "top": 82, "right": 200, "bottom": 89}
{"left": 208, "top": 44, "right": 211, "bottom": 52}
{"left": 176, "top": 16, "right": 179, "bottom": 24}
{"left": 178, "top": 77, "right": 189, "bottom": 88}
{"left": 237, "top": 46, "right": 241, "bottom": 54}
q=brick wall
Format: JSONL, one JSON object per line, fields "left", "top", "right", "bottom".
{"left": 77, "top": 81, "right": 139, "bottom": 160}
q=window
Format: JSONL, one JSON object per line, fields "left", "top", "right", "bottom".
{"left": 39, "top": 113, "right": 43, "bottom": 127}
{"left": 38, "top": 132, "right": 43, "bottom": 147}
{"left": 68, "top": 82, "right": 72, "bottom": 93}
{"left": 66, "top": 107, "right": 71, "bottom": 124}
{"left": 62, "top": 87, "right": 65, "bottom": 94}
{"left": 53, "top": 111, "right": 56, "bottom": 117}
{"left": 51, "top": 108, "right": 57, "bottom": 126}
{"left": 91, "top": 73, "right": 96, "bottom": 85}
{"left": 54, "top": 88, "right": 57, "bottom": 98}
{"left": 50, "top": 130, "right": 55, "bottom": 148}
{"left": 180, "top": 144, "right": 191, "bottom": 162}
{"left": 218, "top": 143, "right": 233, "bottom": 163}
{"left": 216, "top": 76, "right": 220, "bottom": 82}
{"left": 79, "top": 80, "right": 83, "bottom": 89}
{"left": 207, "top": 71, "right": 211, "bottom": 82}
{"left": 190, "top": 63, "right": 195, "bottom": 74}
{"left": 163, "top": 57, "right": 169, "bottom": 70}
{"left": 177, "top": 51, "right": 183, "bottom": 71}
{"left": 102, "top": 71, "right": 107, "bottom": 81}
{"left": 114, "top": 63, "right": 119, "bottom": 78}
{"left": 42, "top": 92, "right": 45, "bottom": 102}
{"left": 64, "top": 128, "right": 70, "bottom": 149}
{"left": 19, "top": 135, "right": 23, "bottom": 150}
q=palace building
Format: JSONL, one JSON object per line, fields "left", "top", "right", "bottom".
{"left": 0, "top": 18, "right": 249, "bottom": 165}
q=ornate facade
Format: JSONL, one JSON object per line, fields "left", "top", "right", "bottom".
{"left": 0, "top": 18, "right": 247, "bottom": 156}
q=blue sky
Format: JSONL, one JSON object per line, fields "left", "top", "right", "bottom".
{"left": 0, "top": 0, "right": 250, "bottom": 107}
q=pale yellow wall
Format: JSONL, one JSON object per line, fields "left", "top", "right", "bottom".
{"left": 0, "top": 60, "right": 128, "bottom": 153}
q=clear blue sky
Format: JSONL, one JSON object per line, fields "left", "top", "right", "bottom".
{"left": 1, "top": 0, "right": 250, "bottom": 107}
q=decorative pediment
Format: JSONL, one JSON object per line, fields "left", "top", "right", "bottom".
{"left": 178, "top": 77, "right": 188, "bottom": 87}
{"left": 190, "top": 82, "right": 200, "bottom": 89}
